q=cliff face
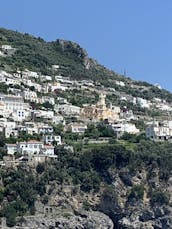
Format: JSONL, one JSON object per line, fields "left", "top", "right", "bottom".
{"left": 1, "top": 139, "right": 172, "bottom": 229}
{"left": 4, "top": 165, "right": 171, "bottom": 229}
{"left": 98, "top": 167, "right": 172, "bottom": 228}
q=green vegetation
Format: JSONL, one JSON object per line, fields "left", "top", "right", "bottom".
{"left": 85, "top": 123, "right": 114, "bottom": 139}
{"left": 1, "top": 27, "right": 172, "bottom": 104}
{"left": 0, "top": 135, "right": 172, "bottom": 225}
{"left": 127, "top": 185, "right": 145, "bottom": 202}
{"left": 1, "top": 28, "right": 172, "bottom": 226}
{"left": 0, "top": 83, "right": 8, "bottom": 94}
{"left": 0, "top": 28, "right": 121, "bottom": 83}
{"left": 150, "top": 189, "right": 170, "bottom": 206}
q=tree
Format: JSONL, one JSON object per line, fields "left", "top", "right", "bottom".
{"left": 42, "top": 101, "right": 54, "bottom": 110}
{"left": 36, "top": 163, "right": 45, "bottom": 174}
{"left": 3, "top": 204, "right": 17, "bottom": 227}
{"left": 150, "top": 190, "right": 169, "bottom": 206}
{"left": 85, "top": 124, "right": 99, "bottom": 139}
{"left": 53, "top": 124, "right": 64, "bottom": 135}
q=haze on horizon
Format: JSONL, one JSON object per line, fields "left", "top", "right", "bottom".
{"left": 1, "top": 0, "right": 172, "bottom": 92}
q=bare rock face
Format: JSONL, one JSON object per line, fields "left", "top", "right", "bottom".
{"left": 14, "top": 211, "right": 114, "bottom": 229}
{"left": 56, "top": 39, "right": 92, "bottom": 69}
{"left": 118, "top": 205, "right": 172, "bottom": 229}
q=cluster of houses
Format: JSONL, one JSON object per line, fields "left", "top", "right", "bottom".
{"left": 0, "top": 44, "right": 172, "bottom": 167}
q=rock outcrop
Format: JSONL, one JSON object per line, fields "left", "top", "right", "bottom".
{"left": 11, "top": 211, "right": 113, "bottom": 229}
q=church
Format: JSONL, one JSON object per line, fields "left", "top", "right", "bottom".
{"left": 81, "top": 93, "right": 120, "bottom": 122}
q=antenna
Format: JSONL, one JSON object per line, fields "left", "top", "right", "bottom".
{"left": 124, "top": 68, "right": 126, "bottom": 77}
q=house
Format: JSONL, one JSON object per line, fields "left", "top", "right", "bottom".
{"left": 18, "top": 122, "right": 38, "bottom": 135}
{"left": 5, "top": 144, "right": 17, "bottom": 155}
{"left": 42, "top": 135, "right": 62, "bottom": 145}
{"left": 4, "top": 77, "right": 20, "bottom": 86}
{"left": 38, "top": 125, "right": 53, "bottom": 134}
{"left": 38, "top": 96, "right": 55, "bottom": 105}
{"left": 40, "top": 75, "right": 52, "bottom": 82}
{"left": 110, "top": 121, "right": 140, "bottom": 137}
{"left": 136, "top": 98, "right": 150, "bottom": 108}
{"left": 52, "top": 65, "right": 60, "bottom": 70}
{"left": 0, "top": 94, "right": 29, "bottom": 113}
{"left": 1, "top": 45, "right": 16, "bottom": 55}
{"left": 5, "top": 128, "right": 18, "bottom": 138}
{"left": 50, "top": 82, "right": 66, "bottom": 92}
{"left": 22, "top": 70, "right": 39, "bottom": 79}
{"left": 146, "top": 121, "right": 172, "bottom": 141}
{"left": 55, "top": 104, "right": 81, "bottom": 115}
{"left": 43, "top": 145, "right": 55, "bottom": 155}
{"left": 2, "top": 121, "right": 18, "bottom": 138}
{"left": 12, "top": 109, "right": 30, "bottom": 122}
{"left": 36, "top": 110, "right": 54, "bottom": 119}
{"left": 155, "top": 103, "right": 172, "bottom": 112}
{"left": 52, "top": 115, "right": 64, "bottom": 125}
{"left": 115, "top": 81, "right": 125, "bottom": 87}
{"left": 5, "top": 140, "right": 55, "bottom": 156}
{"left": 18, "top": 140, "right": 44, "bottom": 155}
{"left": 67, "top": 123, "right": 87, "bottom": 134}
{"left": 23, "top": 90, "right": 38, "bottom": 102}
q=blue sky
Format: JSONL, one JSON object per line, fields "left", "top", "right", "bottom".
{"left": 1, "top": 0, "right": 172, "bottom": 91}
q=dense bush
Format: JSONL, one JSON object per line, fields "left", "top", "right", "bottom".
{"left": 150, "top": 190, "right": 170, "bottom": 206}
{"left": 127, "top": 185, "right": 145, "bottom": 202}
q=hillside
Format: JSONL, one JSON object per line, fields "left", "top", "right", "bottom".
{"left": 0, "top": 28, "right": 172, "bottom": 229}
{"left": 1, "top": 27, "right": 172, "bottom": 103}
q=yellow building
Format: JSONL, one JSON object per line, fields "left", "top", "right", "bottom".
{"left": 81, "top": 93, "right": 120, "bottom": 121}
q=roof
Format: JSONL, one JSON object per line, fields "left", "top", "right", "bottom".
{"left": 19, "top": 140, "right": 43, "bottom": 144}
{"left": 44, "top": 145, "right": 54, "bottom": 149}
{"left": 6, "top": 144, "right": 17, "bottom": 147}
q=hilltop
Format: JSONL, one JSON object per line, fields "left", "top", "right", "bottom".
{"left": 0, "top": 27, "right": 172, "bottom": 104}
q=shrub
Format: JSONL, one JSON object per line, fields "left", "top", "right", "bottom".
{"left": 127, "top": 185, "right": 145, "bottom": 202}
{"left": 150, "top": 190, "right": 170, "bottom": 206}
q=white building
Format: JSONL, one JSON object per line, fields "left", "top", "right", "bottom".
{"left": 52, "top": 115, "right": 64, "bottom": 125}
{"left": 12, "top": 109, "right": 30, "bottom": 122}
{"left": 67, "top": 123, "right": 87, "bottom": 134}
{"left": 1, "top": 45, "right": 13, "bottom": 50}
{"left": 0, "top": 121, "right": 17, "bottom": 138}
{"left": 18, "top": 140, "right": 44, "bottom": 155}
{"left": 137, "top": 98, "right": 150, "bottom": 108}
{"left": 43, "top": 145, "right": 55, "bottom": 156}
{"left": 22, "top": 70, "right": 39, "bottom": 79}
{"left": 110, "top": 121, "right": 139, "bottom": 137}
{"left": 38, "top": 125, "right": 53, "bottom": 134}
{"left": 23, "top": 90, "right": 38, "bottom": 103}
{"left": 42, "top": 135, "right": 62, "bottom": 145}
{"left": 115, "top": 81, "right": 125, "bottom": 87}
{"left": 35, "top": 110, "right": 54, "bottom": 119}
{"left": 146, "top": 121, "right": 172, "bottom": 140}
{"left": 40, "top": 75, "right": 52, "bottom": 82}
{"left": 6, "top": 140, "right": 55, "bottom": 156}
{"left": 1, "top": 45, "right": 16, "bottom": 55}
{"left": 0, "top": 94, "right": 29, "bottom": 113}
{"left": 55, "top": 104, "right": 81, "bottom": 115}
{"left": 38, "top": 96, "right": 55, "bottom": 105}
{"left": 5, "top": 144, "right": 17, "bottom": 155}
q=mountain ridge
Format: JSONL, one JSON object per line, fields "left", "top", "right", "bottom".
{"left": 1, "top": 27, "right": 172, "bottom": 104}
